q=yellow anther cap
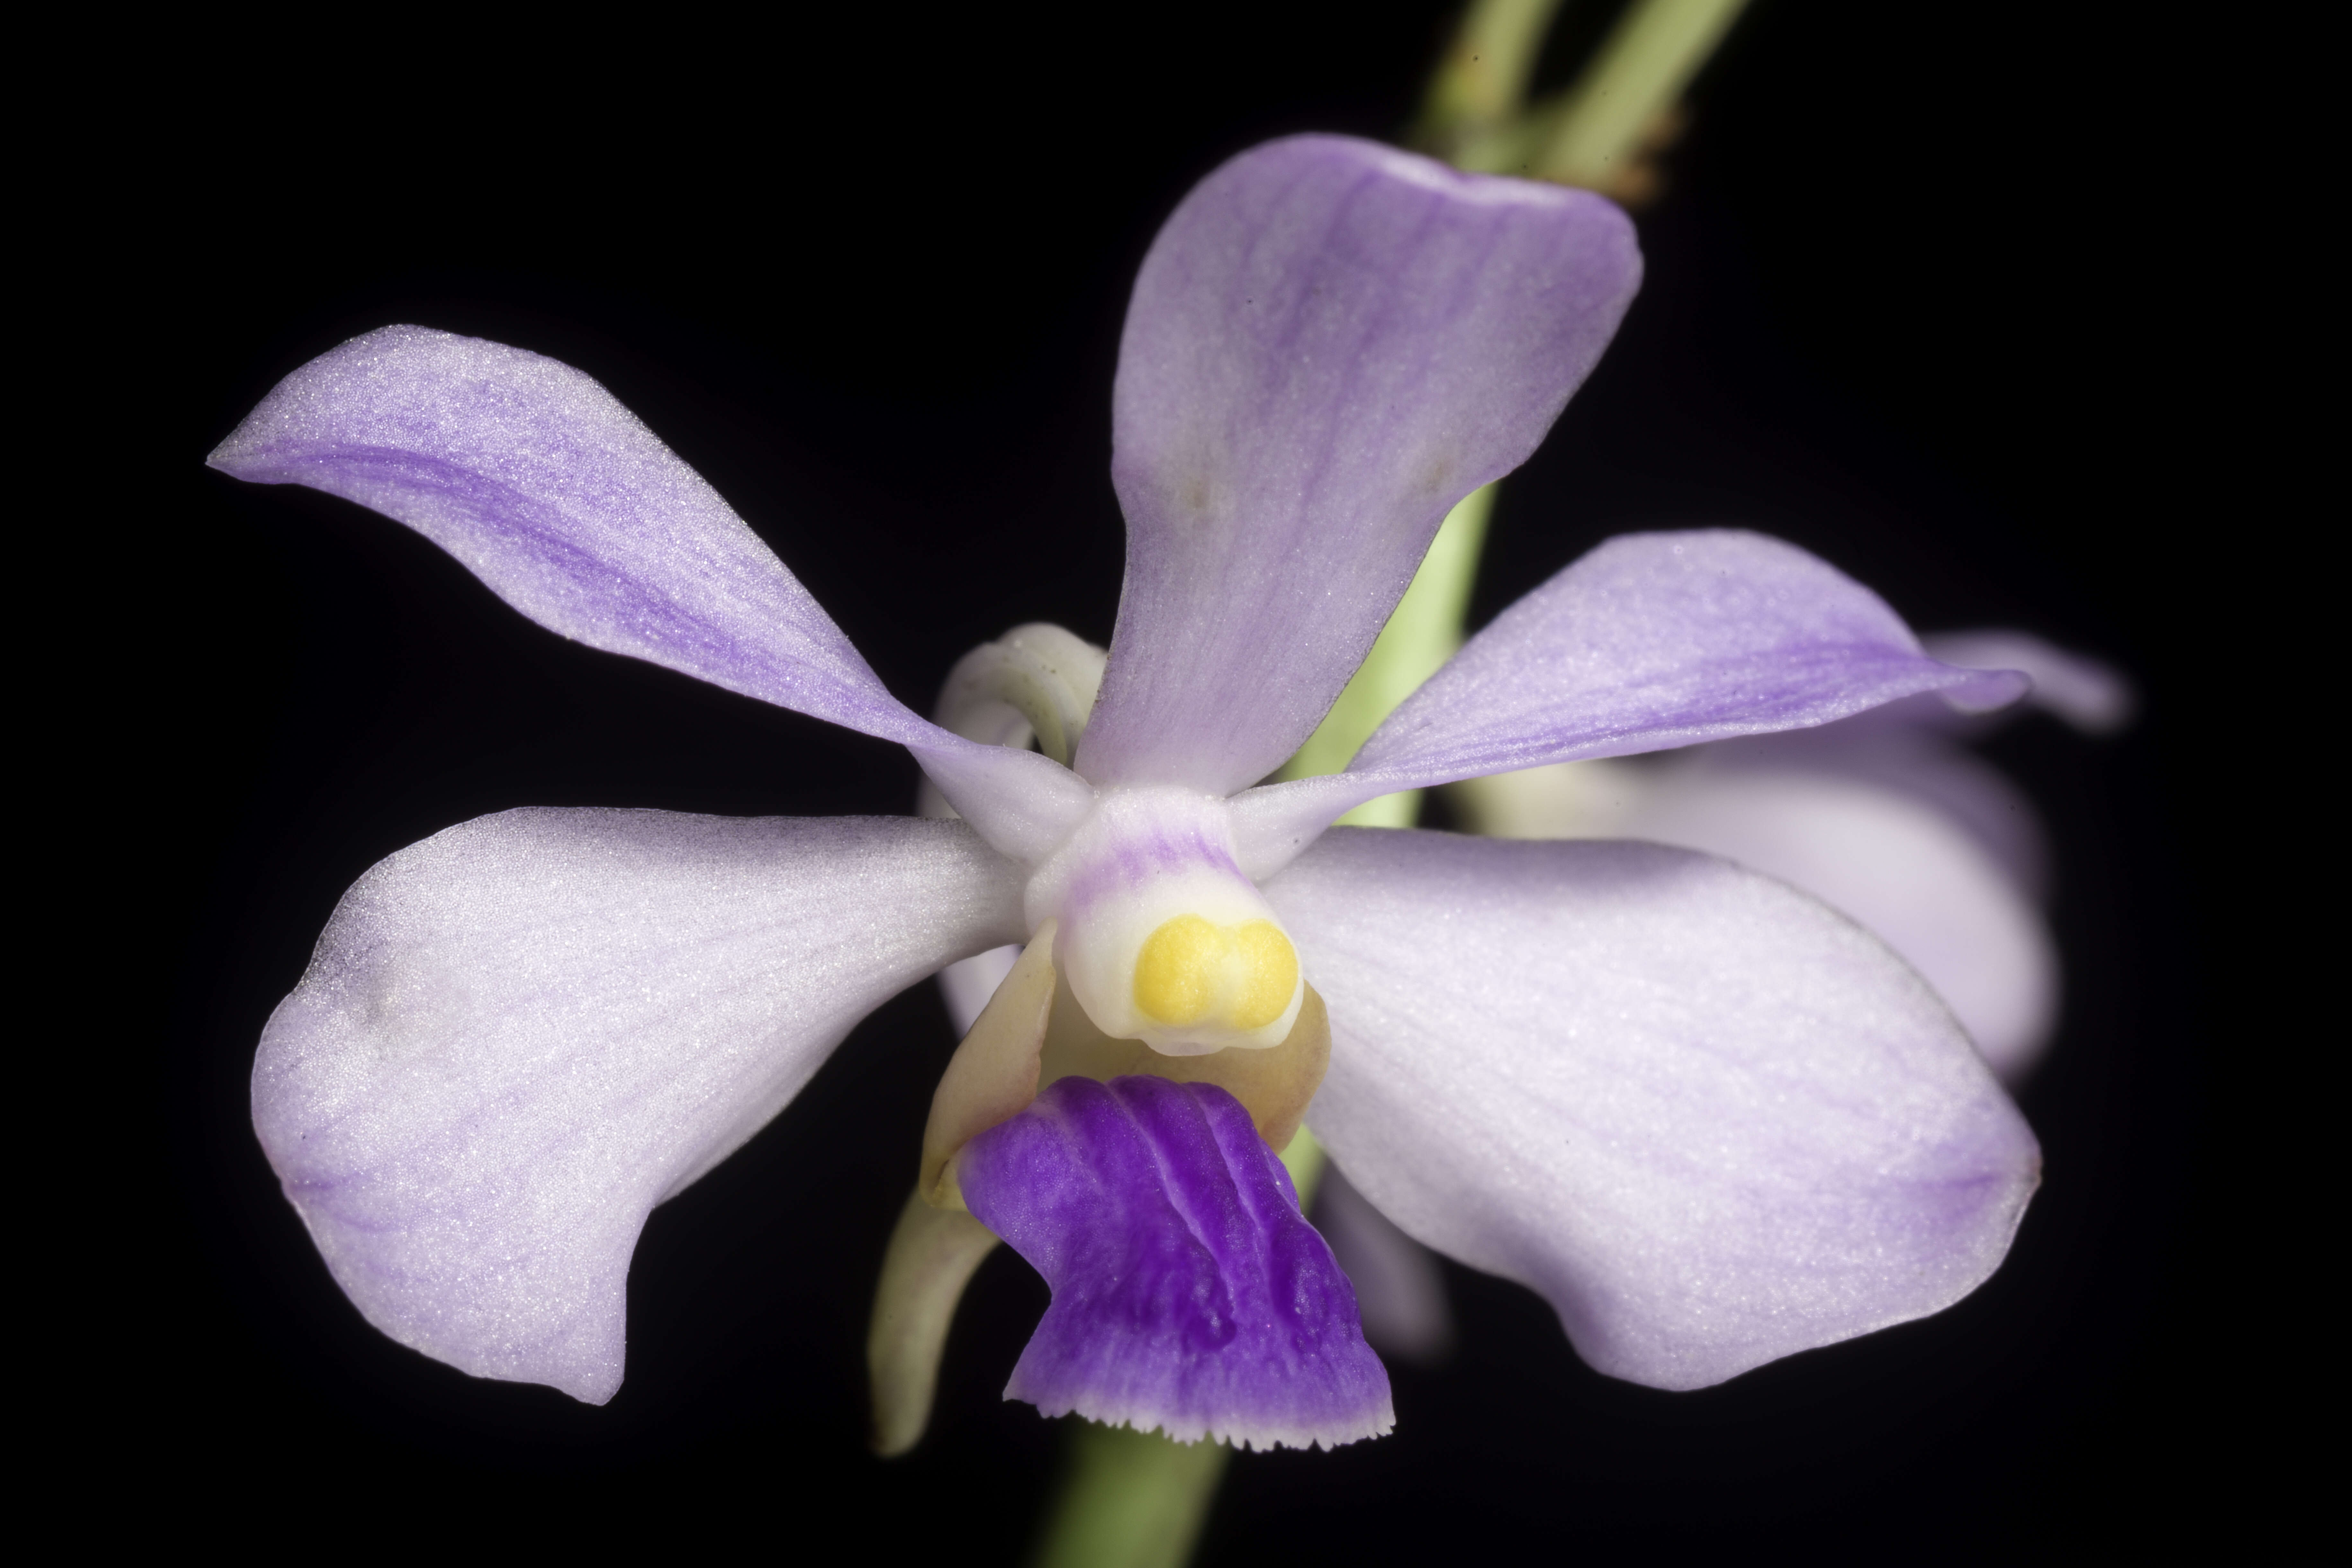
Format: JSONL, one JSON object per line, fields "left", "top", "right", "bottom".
{"left": 1229, "top": 921, "right": 1299, "bottom": 1030}
{"left": 1134, "top": 916, "right": 1300, "bottom": 1035}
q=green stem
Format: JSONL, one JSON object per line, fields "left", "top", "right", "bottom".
{"left": 1030, "top": 1424, "right": 1229, "bottom": 1568}
{"left": 1412, "top": 0, "right": 1566, "bottom": 162}
{"left": 1531, "top": 0, "right": 1751, "bottom": 189}
{"left": 1026, "top": 1129, "right": 1328, "bottom": 1568}
{"left": 1277, "top": 486, "right": 1494, "bottom": 826}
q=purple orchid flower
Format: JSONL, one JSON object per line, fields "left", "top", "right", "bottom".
{"left": 208, "top": 135, "right": 2040, "bottom": 1449}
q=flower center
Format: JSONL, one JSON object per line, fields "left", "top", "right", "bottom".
{"left": 925, "top": 626, "right": 1309, "bottom": 1057}
{"left": 1024, "top": 786, "right": 1306, "bottom": 1056}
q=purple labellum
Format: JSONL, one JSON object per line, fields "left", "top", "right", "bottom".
{"left": 959, "top": 1075, "right": 1393, "bottom": 1450}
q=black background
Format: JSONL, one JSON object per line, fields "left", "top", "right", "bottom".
{"left": 110, "top": 1, "right": 2287, "bottom": 1558}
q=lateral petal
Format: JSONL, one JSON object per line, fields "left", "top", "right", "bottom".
{"left": 253, "top": 809, "right": 1025, "bottom": 1403}
{"left": 1232, "top": 531, "right": 2026, "bottom": 868}
{"left": 208, "top": 325, "right": 1089, "bottom": 859}
{"left": 1076, "top": 135, "right": 1639, "bottom": 796}
{"left": 1263, "top": 827, "right": 2039, "bottom": 1391}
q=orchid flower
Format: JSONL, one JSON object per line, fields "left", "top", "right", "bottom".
{"left": 208, "top": 135, "right": 2040, "bottom": 1452}
{"left": 1456, "top": 630, "right": 2133, "bottom": 1083}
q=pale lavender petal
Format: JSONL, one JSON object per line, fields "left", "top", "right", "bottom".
{"left": 1686, "top": 725, "right": 2052, "bottom": 899}
{"left": 1233, "top": 531, "right": 2029, "bottom": 864}
{"left": 959, "top": 1075, "right": 1393, "bottom": 1449}
{"left": 1312, "top": 1163, "right": 1454, "bottom": 1364}
{"left": 1264, "top": 828, "right": 2039, "bottom": 1391}
{"left": 1609, "top": 761, "right": 2060, "bottom": 1084}
{"left": 1075, "top": 135, "right": 1641, "bottom": 796}
{"left": 208, "top": 325, "right": 1089, "bottom": 860}
{"left": 1923, "top": 629, "right": 2136, "bottom": 733}
{"left": 255, "top": 810, "right": 1025, "bottom": 1404}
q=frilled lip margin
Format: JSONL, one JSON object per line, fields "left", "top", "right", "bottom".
{"left": 961, "top": 1075, "right": 1393, "bottom": 1450}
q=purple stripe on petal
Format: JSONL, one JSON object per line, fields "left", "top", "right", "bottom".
{"left": 1231, "top": 530, "right": 2029, "bottom": 868}
{"left": 1077, "top": 136, "right": 1640, "bottom": 796}
{"left": 1923, "top": 629, "right": 2136, "bottom": 734}
{"left": 256, "top": 809, "right": 1025, "bottom": 1404}
{"left": 959, "top": 1075, "right": 1393, "bottom": 1450}
{"left": 209, "top": 326, "right": 1089, "bottom": 860}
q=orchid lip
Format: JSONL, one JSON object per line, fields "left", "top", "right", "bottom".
{"left": 957, "top": 1073, "right": 1393, "bottom": 1451}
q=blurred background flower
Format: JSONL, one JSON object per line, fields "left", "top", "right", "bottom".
{"left": 1453, "top": 630, "right": 2134, "bottom": 1085}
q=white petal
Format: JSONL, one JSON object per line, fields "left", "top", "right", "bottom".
{"left": 1458, "top": 753, "right": 2059, "bottom": 1081}
{"left": 1611, "top": 765, "right": 2058, "bottom": 1081}
{"left": 1264, "top": 829, "right": 2039, "bottom": 1391}
{"left": 253, "top": 809, "right": 1024, "bottom": 1402}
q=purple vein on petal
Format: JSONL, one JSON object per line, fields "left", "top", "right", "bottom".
{"left": 1230, "top": 530, "right": 2030, "bottom": 868}
{"left": 1078, "top": 135, "right": 1642, "bottom": 796}
{"left": 209, "top": 324, "right": 1089, "bottom": 859}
